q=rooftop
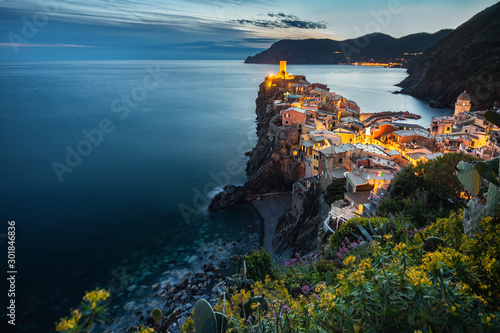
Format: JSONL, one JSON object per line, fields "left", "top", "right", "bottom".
{"left": 346, "top": 172, "right": 368, "bottom": 186}
{"left": 386, "top": 150, "right": 402, "bottom": 156}
{"left": 423, "top": 152, "right": 444, "bottom": 161}
{"left": 354, "top": 144, "right": 389, "bottom": 157}
{"left": 284, "top": 106, "right": 307, "bottom": 114}
{"left": 345, "top": 192, "right": 371, "bottom": 205}
{"left": 327, "top": 167, "right": 348, "bottom": 179}
{"left": 457, "top": 91, "right": 471, "bottom": 101}
{"left": 319, "top": 143, "right": 357, "bottom": 156}
{"left": 363, "top": 169, "right": 395, "bottom": 181}
{"left": 393, "top": 128, "right": 434, "bottom": 139}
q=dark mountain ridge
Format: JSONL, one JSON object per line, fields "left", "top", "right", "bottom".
{"left": 397, "top": 2, "right": 500, "bottom": 110}
{"left": 244, "top": 30, "right": 452, "bottom": 66}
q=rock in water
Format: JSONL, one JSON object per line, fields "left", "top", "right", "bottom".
{"left": 208, "top": 185, "right": 247, "bottom": 212}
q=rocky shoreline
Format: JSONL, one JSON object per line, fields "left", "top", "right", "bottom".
{"left": 100, "top": 224, "right": 261, "bottom": 333}
{"left": 98, "top": 193, "right": 296, "bottom": 333}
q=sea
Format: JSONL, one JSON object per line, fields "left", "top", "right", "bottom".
{"left": 0, "top": 60, "right": 452, "bottom": 331}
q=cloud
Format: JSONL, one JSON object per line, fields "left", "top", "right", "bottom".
{"left": 234, "top": 12, "right": 327, "bottom": 29}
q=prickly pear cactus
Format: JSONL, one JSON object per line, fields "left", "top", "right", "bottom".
{"left": 214, "top": 312, "right": 229, "bottom": 332}
{"left": 241, "top": 296, "right": 269, "bottom": 319}
{"left": 193, "top": 299, "right": 217, "bottom": 333}
{"left": 463, "top": 197, "right": 485, "bottom": 236}
{"left": 456, "top": 161, "right": 480, "bottom": 196}
{"left": 421, "top": 236, "right": 445, "bottom": 252}
{"left": 456, "top": 143, "right": 500, "bottom": 232}
{"left": 325, "top": 271, "right": 334, "bottom": 286}
{"left": 486, "top": 182, "right": 500, "bottom": 217}
{"left": 152, "top": 308, "right": 162, "bottom": 324}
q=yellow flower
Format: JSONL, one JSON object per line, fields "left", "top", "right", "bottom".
{"left": 84, "top": 288, "right": 109, "bottom": 307}
{"left": 250, "top": 302, "right": 261, "bottom": 310}
{"left": 71, "top": 309, "right": 82, "bottom": 321}
{"left": 343, "top": 255, "right": 356, "bottom": 266}
{"left": 406, "top": 266, "right": 431, "bottom": 287}
{"left": 56, "top": 318, "right": 70, "bottom": 332}
{"left": 55, "top": 321, "right": 64, "bottom": 332}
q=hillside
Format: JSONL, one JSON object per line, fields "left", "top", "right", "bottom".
{"left": 244, "top": 30, "right": 451, "bottom": 66}
{"left": 398, "top": 2, "right": 500, "bottom": 110}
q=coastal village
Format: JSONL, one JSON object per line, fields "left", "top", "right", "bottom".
{"left": 264, "top": 61, "right": 500, "bottom": 232}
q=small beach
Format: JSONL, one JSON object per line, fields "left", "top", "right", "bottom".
{"left": 252, "top": 193, "right": 293, "bottom": 262}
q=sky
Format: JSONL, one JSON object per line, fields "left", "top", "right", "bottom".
{"left": 0, "top": 0, "right": 498, "bottom": 60}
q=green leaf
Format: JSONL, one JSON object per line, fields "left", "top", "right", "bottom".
{"left": 456, "top": 161, "right": 480, "bottom": 195}
{"left": 485, "top": 110, "right": 500, "bottom": 127}
{"left": 151, "top": 308, "right": 162, "bottom": 324}
{"left": 193, "top": 299, "right": 217, "bottom": 333}
{"left": 475, "top": 159, "right": 500, "bottom": 186}
{"left": 421, "top": 236, "right": 445, "bottom": 252}
{"left": 357, "top": 224, "right": 373, "bottom": 242}
{"left": 214, "top": 312, "right": 229, "bottom": 332}
{"left": 241, "top": 296, "right": 269, "bottom": 319}
{"left": 325, "top": 271, "right": 334, "bottom": 286}
{"left": 486, "top": 182, "right": 500, "bottom": 217}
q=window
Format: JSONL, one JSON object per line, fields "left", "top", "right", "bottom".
{"left": 446, "top": 127, "right": 450, "bottom": 131}
{"left": 338, "top": 158, "right": 343, "bottom": 163}
{"left": 314, "top": 155, "right": 319, "bottom": 160}
{"left": 285, "top": 121, "right": 288, "bottom": 124}
{"left": 314, "top": 166, "right": 319, "bottom": 171}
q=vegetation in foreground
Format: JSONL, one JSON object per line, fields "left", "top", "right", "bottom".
{"left": 180, "top": 210, "right": 500, "bottom": 332}
{"left": 57, "top": 147, "right": 500, "bottom": 332}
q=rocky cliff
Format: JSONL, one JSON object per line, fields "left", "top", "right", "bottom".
{"left": 209, "top": 81, "right": 303, "bottom": 211}
{"left": 272, "top": 181, "right": 329, "bottom": 255}
{"left": 210, "top": 77, "right": 331, "bottom": 255}
{"left": 397, "top": 2, "right": 500, "bottom": 110}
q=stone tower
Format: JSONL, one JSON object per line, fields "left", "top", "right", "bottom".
{"left": 454, "top": 91, "right": 471, "bottom": 116}
{"left": 280, "top": 61, "right": 287, "bottom": 75}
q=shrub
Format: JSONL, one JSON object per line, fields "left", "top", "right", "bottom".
{"left": 271, "top": 116, "right": 282, "bottom": 126}
{"left": 327, "top": 217, "right": 388, "bottom": 256}
{"left": 377, "top": 152, "right": 479, "bottom": 226}
{"left": 324, "top": 178, "right": 347, "bottom": 205}
{"left": 245, "top": 248, "right": 276, "bottom": 281}
{"left": 314, "top": 259, "right": 335, "bottom": 273}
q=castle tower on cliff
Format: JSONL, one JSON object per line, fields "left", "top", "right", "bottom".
{"left": 276, "top": 60, "right": 293, "bottom": 79}
{"left": 280, "top": 61, "right": 287, "bottom": 76}
{"left": 454, "top": 91, "right": 471, "bottom": 116}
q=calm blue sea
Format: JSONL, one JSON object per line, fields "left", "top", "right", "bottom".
{"left": 0, "top": 60, "right": 451, "bottom": 331}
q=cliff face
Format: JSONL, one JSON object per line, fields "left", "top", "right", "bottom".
{"left": 398, "top": 2, "right": 500, "bottom": 110}
{"left": 272, "top": 182, "right": 329, "bottom": 254}
{"left": 209, "top": 81, "right": 303, "bottom": 211}
{"left": 244, "top": 30, "right": 451, "bottom": 66}
{"left": 210, "top": 77, "right": 329, "bottom": 254}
